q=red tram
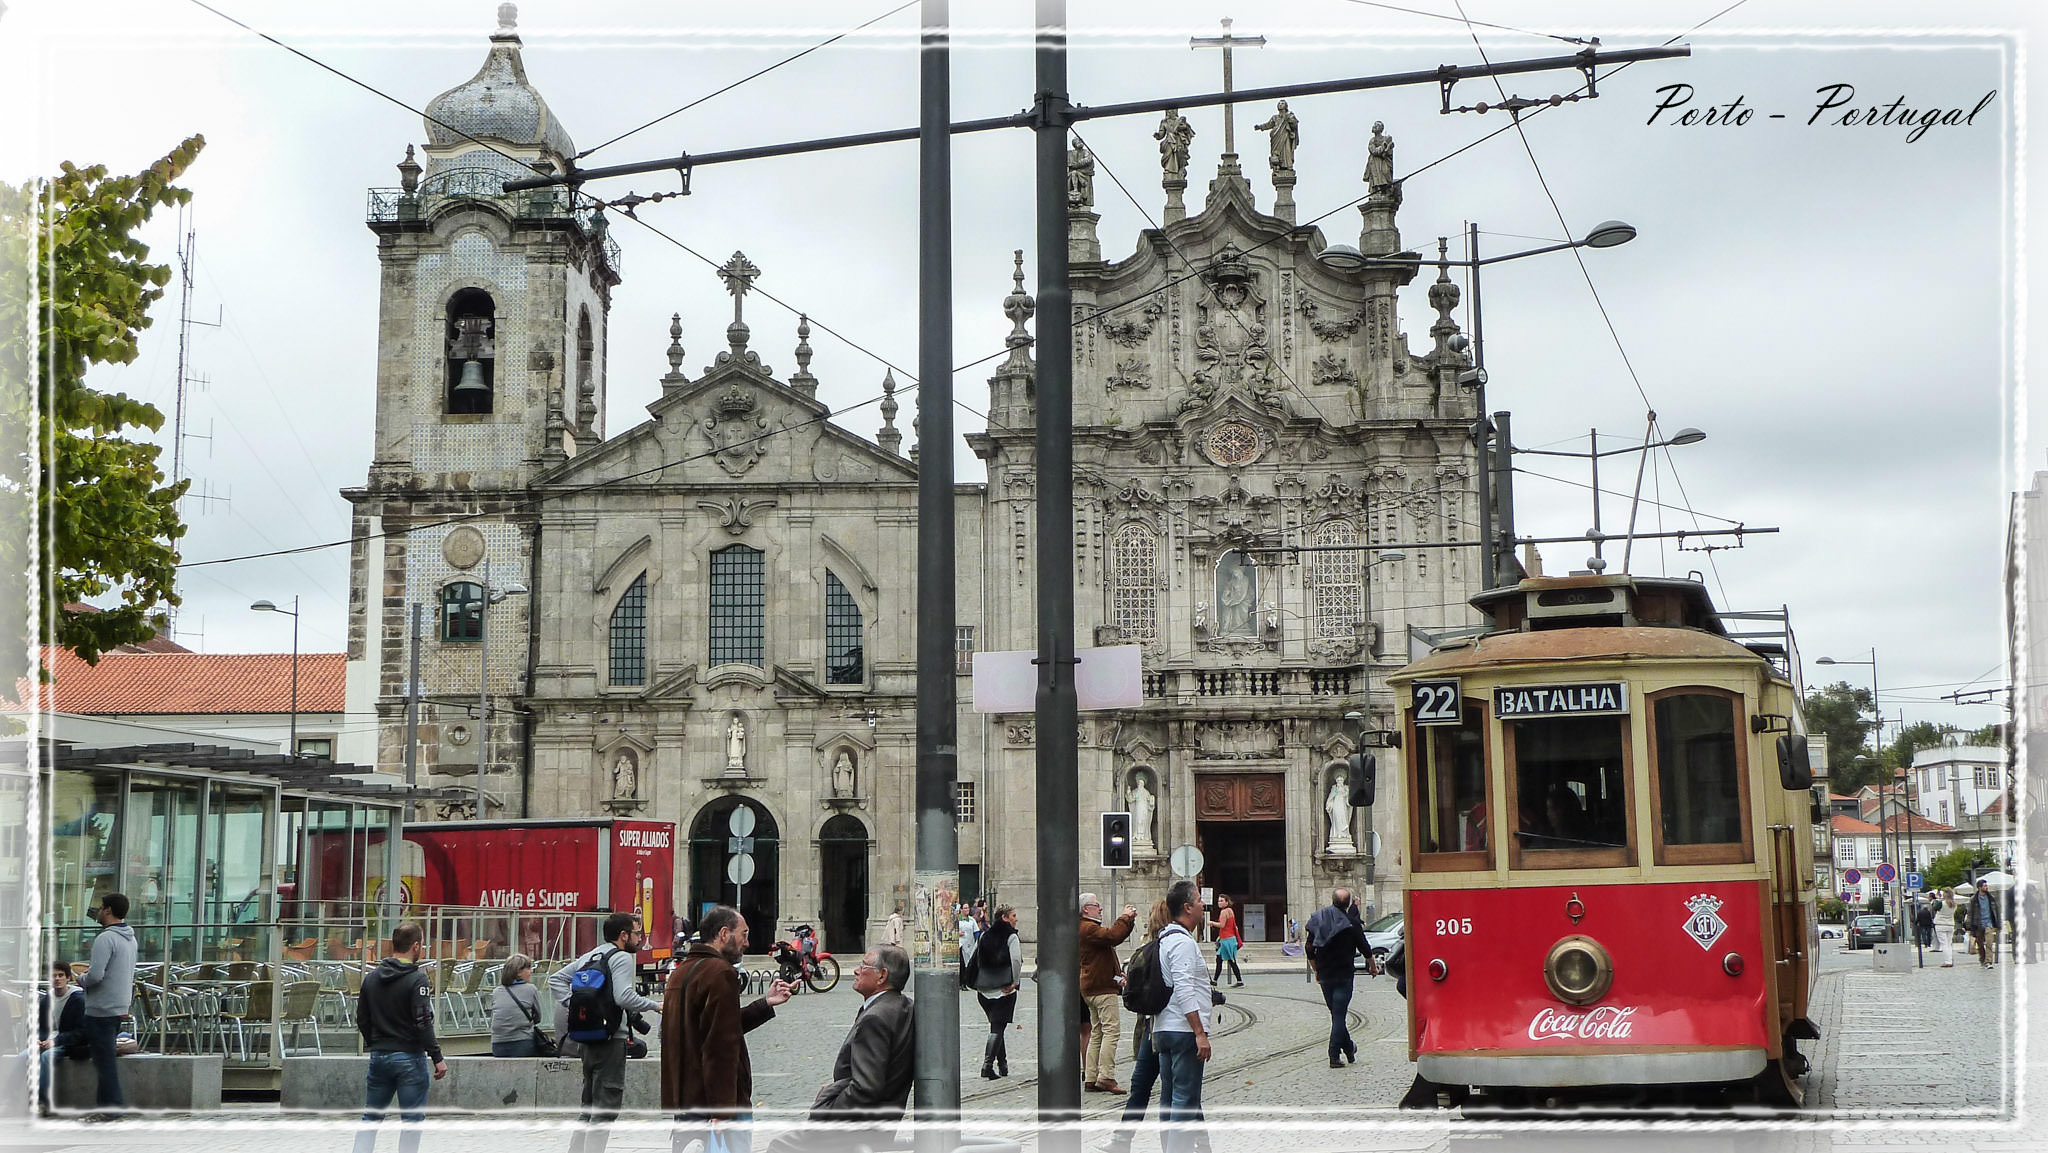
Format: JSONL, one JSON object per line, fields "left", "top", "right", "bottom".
{"left": 1385, "top": 573, "right": 1820, "bottom": 1108}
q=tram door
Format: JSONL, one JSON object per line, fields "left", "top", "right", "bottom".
{"left": 1194, "top": 772, "right": 1287, "bottom": 942}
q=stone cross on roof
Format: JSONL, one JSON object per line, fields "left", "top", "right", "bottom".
{"left": 718, "top": 251, "right": 762, "bottom": 353}
{"left": 1190, "top": 18, "right": 1265, "bottom": 166}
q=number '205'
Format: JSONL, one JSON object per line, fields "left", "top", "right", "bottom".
{"left": 1435, "top": 917, "right": 1474, "bottom": 936}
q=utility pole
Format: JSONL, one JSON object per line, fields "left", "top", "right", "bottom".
{"left": 911, "top": 0, "right": 962, "bottom": 1140}
{"left": 404, "top": 603, "right": 422, "bottom": 822}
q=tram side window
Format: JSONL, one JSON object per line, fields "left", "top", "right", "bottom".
{"left": 1654, "top": 692, "right": 1745, "bottom": 847}
{"left": 1416, "top": 709, "right": 1488, "bottom": 857}
{"left": 1511, "top": 716, "right": 1629, "bottom": 858}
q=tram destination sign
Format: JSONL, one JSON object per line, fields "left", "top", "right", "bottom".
{"left": 1495, "top": 682, "right": 1629, "bottom": 719}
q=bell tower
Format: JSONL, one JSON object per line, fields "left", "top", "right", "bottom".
{"left": 344, "top": 3, "right": 620, "bottom": 814}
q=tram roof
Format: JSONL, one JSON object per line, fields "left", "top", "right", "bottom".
{"left": 1391, "top": 620, "right": 1765, "bottom": 682}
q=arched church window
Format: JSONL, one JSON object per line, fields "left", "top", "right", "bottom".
{"left": 445, "top": 288, "right": 496, "bottom": 415}
{"left": 609, "top": 573, "right": 647, "bottom": 686}
{"left": 441, "top": 581, "right": 482, "bottom": 642}
{"left": 1110, "top": 523, "right": 1158, "bottom": 643}
{"left": 825, "top": 571, "right": 864, "bottom": 685}
{"left": 709, "top": 545, "right": 766, "bottom": 668}
{"left": 576, "top": 306, "right": 595, "bottom": 430}
{"left": 1309, "top": 521, "right": 1361, "bottom": 640}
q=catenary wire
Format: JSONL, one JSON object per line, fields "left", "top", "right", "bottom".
{"left": 1332, "top": 0, "right": 1592, "bottom": 45}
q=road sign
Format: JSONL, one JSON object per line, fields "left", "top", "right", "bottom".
{"left": 728, "top": 836, "right": 755, "bottom": 853}
{"left": 1876, "top": 863, "right": 1897, "bottom": 883}
{"left": 1844, "top": 868, "right": 1862, "bottom": 885}
{"left": 729, "top": 807, "right": 757, "bottom": 837}
{"left": 1170, "top": 844, "right": 1205, "bottom": 879}
{"left": 1907, "top": 871, "right": 1923, "bottom": 891}
{"left": 727, "top": 853, "right": 756, "bottom": 885}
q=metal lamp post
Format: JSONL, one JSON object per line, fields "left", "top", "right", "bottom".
{"left": 250, "top": 596, "right": 300, "bottom": 757}
{"left": 1817, "top": 650, "right": 1914, "bottom": 961}
{"left": 470, "top": 574, "right": 529, "bottom": 817}
{"left": 1320, "top": 221, "right": 1638, "bottom": 588}
{"left": 1511, "top": 426, "right": 1707, "bottom": 574}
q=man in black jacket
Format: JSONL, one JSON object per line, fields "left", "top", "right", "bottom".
{"left": 1304, "top": 889, "right": 1369, "bottom": 1069}
{"left": 35, "top": 960, "right": 86, "bottom": 1113}
{"left": 352, "top": 922, "right": 446, "bottom": 1153}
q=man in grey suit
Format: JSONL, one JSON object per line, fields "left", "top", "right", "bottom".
{"left": 767, "top": 944, "right": 914, "bottom": 1153}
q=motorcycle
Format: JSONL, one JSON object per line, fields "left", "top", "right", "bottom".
{"left": 772, "top": 924, "right": 841, "bottom": 993}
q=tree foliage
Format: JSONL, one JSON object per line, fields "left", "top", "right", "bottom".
{"left": 1922, "top": 844, "right": 1997, "bottom": 893}
{"left": 1965, "top": 723, "right": 2004, "bottom": 747}
{"left": 1804, "top": 681, "right": 1875, "bottom": 790}
{"left": 0, "top": 137, "right": 203, "bottom": 678}
{"left": 1883, "top": 721, "right": 1947, "bottom": 769}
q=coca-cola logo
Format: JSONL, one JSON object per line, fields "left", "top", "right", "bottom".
{"left": 1527, "top": 1005, "right": 1638, "bottom": 1042}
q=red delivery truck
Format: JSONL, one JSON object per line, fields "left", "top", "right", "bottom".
{"left": 395, "top": 818, "right": 678, "bottom": 970}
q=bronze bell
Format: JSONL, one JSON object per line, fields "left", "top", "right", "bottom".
{"left": 452, "top": 359, "right": 489, "bottom": 398}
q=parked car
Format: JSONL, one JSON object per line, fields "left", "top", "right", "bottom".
{"left": 1355, "top": 911, "right": 1403, "bottom": 971}
{"left": 1817, "top": 923, "right": 1845, "bottom": 940}
{"left": 1847, "top": 913, "right": 1893, "bottom": 950}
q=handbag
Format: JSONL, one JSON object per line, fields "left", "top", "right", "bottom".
{"left": 516, "top": 986, "right": 558, "bottom": 1056}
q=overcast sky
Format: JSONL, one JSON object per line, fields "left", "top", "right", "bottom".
{"left": 3, "top": 0, "right": 2035, "bottom": 741}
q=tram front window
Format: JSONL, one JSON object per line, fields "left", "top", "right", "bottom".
{"left": 1510, "top": 715, "right": 1630, "bottom": 862}
{"left": 1414, "top": 707, "right": 1488, "bottom": 862}
{"left": 1652, "top": 690, "right": 1748, "bottom": 860}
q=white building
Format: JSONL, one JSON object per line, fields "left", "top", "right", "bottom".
{"left": 1911, "top": 743, "right": 2006, "bottom": 826}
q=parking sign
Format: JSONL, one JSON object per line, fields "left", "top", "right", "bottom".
{"left": 1907, "top": 871, "right": 1923, "bottom": 891}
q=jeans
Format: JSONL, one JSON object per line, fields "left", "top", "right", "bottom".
{"left": 491, "top": 1036, "right": 538, "bottom": 1057}
{"left": 1321, "top": 979, "right": 1356, "bottom": 1062}
{"left": 82, "top": 1014, "right": 124, "bottom": 1110}
{"left": 1110, "top": 1022, "right": 1161, "bottom": 1144}
{"left": 1152, "top": 1028, "right": 1206, "bottom": 1153}
{"left": 569, "top": 1037, "right": 629, "bottom": 1153}
{"left": 352, "top": 1050, "right": 431, "bottom": 1153}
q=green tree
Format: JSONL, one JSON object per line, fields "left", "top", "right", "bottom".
{"left": 1922, "top": 844, "right": 1997, "bottom": 893}
{"left": 1818, "top": 897, "right": 1847, "bottom": 923}
{"left": 0, "top": 137, "right": 202, "bottom": 680}
{"left": 1965, "top": 723, "right": 2004, "bottom": 747}
{"left": 1882, "top": 721, "right": 1946, "bottom": 769}
{"left": 1805, "top": 682, "right": 1875, "bottom": 790}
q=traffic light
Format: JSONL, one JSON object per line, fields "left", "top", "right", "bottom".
{"left": 1102, "top": 811, "right": 1133, "bottom": 869}
{"left": 1346, "top": 751, "right": 1377, "bottom": 808}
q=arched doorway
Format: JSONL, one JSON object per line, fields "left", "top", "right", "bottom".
{"left": 818, "top": 814, "right": 870, "bottom": 955}
{"left": 689, "top": 797, "right": 779, "bottom": 954}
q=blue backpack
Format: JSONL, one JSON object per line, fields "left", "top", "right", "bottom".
{"left": 564, "top": 947, "right": 623, "bottom": 1043}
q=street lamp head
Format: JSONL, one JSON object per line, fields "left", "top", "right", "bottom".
{"left": 1667, "top": 427, "right": 1706, "bottom": 446}
{"left": 250, "top": 600, "right": 277, "bottom": 613}
{"left": 1376, "top": 550, "right": 1407, "bottom": 563}
{"left": 1580, "top": 220, "right": 1637, "bottom": 249}
{"left": 1318, "top": 243, "right": 1367, "bottom": 272}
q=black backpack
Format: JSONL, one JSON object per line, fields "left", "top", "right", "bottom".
{"left": 1121, "top": 936, "right": 1173, "bottom": 1016}
{"left": 565, "top": 947, "right": 623, "bottom": 1043}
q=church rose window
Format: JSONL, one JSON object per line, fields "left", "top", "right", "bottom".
{"left": 609, "top": 573, "right": 647, "bottom": 686}
{"left": 709, "top": 545, "right": 766, "bottom": 668}
{"left": 1309, "top": 521, "right": 1361, "bottom": 640}
{"left": 1203, "top": 420, "right": 1260, "bottom": 466}
{"left": 441, "top": 581, "right": 482, "bottom": 642}
{"left": 825, "top": 571, "right": 864, "bottom": 685}
{"left": 1111, "top": 523, "right": 1158, "bottom": 642}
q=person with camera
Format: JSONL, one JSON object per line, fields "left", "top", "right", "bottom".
{"left": 553, "top": 913, "right": 661, "bottom": 1153}
{"left": 662, "top": 906, "right": 792, "bottom": 1153}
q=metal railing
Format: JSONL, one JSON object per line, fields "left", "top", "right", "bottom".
{"left": 366, "top": 170, "right": 623, "bottom": 273}
{"left": 1141, "top": 665, "right": 1367, "bottom": 700}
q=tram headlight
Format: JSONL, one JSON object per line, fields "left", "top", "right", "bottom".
{"left": 1542, "top": 936, "right": 1614, "bottom": 1005}
{"left": 1722, "top": 952, "right": 1744, "bottom": 977}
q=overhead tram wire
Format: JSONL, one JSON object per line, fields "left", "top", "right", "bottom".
{"left": 575, "top": 0, "right": 922, "bottom": 160}
{"left": 1332, "top": 0, "right": 1595, "bottom": 45}
{"left": 1509, "top": 463, "right": 1748, "bottom": 527}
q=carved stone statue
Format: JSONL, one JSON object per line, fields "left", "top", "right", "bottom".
{"left": 1365, "top": 121, "right": 1395, "bottom": 191}
{"left": 1127, "top": 771, "right": 1157, "bottom": 851}
{"left": 1067, "top": 137, "right": 1094, "bottom": 209}
{"left": 1254, "top": 101, "right": 1298, "bottom": 171}
{"left": 832, "top": 750, "right": 857, "bottom": 797}
{"left": 1326, "top": 769, "right": 1357, "bottom": 854}
{"left": 1155, "top": 109, "right": 1194, "bottom": 181}
{"left": 1216, "top": 551, "right": 1257, "bottom": 636}
{"left": 610, "top": 748, "right": 638, "bottom": 800}
{"left": 725, "top": 716, "right": 747, "bottom": 772}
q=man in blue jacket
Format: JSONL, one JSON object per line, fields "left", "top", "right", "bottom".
{"left": 77, "top": 893, "right": 135, "bottom": 1118}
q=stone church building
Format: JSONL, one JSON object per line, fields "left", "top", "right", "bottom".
{"left": 344, "top": 9, "right": 1483, "bottom": 952}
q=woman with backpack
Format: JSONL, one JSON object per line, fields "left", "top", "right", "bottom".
{"left": 964, "top": 904, "right": 1023, "bottom": 1078}
{"left": 1103, "top": 901, "right": 1173, "bottom": 1153}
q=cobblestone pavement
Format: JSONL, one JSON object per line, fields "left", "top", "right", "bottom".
{"left": 6, "top": 945, "right": 2046, "bottom": 1153}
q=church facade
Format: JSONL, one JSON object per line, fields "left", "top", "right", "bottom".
{"left": 344, "top": 9, "right": 1483, "bottom": 952}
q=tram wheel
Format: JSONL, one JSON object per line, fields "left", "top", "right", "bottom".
{"left": 1751, "top": 1054, "right": 1806, "bottom": 1108}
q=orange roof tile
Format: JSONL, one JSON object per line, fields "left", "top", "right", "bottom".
{"left": 1832, "top": 814, "right": 1882, "bottom": 835}
{"left": 17, "top": 647, "right": 345, "bottom": 715}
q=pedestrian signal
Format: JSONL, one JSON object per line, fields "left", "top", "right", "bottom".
{"left": 1346, "top": 751, "right": 1377, "bottom": 808}
{"left": 1102, "top": 811, "right": 1133, "bottom": 869}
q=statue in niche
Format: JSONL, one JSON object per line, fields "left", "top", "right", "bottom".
{"left": 610, "top": 748, "right": 639, "bottom": 800}
{"left": 725, "top": 716, "right": 747, "bottom": 773}
{"left": 1254, "top": 101, "right": 1299, "bottom": 171}
{"left": 1155, "top": 109, "right": 1194, "bottom": 181}
{"left": 1127, "top": 771, "right": 1157, "bottom": 851}
{"left": 1326, "top": 770, "right": 1358, "bottom": 855}
{"left": 832, "top": 750, "right": 857, "bottom": 797}
{"left": 1216, "top": 551, "right": 1258, "bottom": 636}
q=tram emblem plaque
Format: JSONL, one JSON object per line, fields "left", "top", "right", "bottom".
{"left": 1683, "top": 892, "right": 1728, "bottom": 950}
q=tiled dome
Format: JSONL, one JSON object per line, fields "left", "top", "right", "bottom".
{"left": 422, "top": 4, "right": 575, "bottom": 162}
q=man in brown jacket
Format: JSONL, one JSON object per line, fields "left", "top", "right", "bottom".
{"left": 1079, "top": 892, "right": 1138, "bottom": 1093}
{"left": 662, "top": 906, "right": 790, "bottom": 1153}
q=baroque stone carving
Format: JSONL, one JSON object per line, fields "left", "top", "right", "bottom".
{"left": 703, "top": 384, "right": 770, "bottom": 476}
{"left": 696, "top": 495, "right": 778, "bottom": 535}
{"left": 1181, "top": 245, "right": 1279, "bottom": 414}
{"left": 1005, "top": 720, "right": 1036, "bottom": 746}
{"left": 1297, "top": 295, "right": 1365, "bottom": 341}
{"left": 1107, "top": 356, "right": 1152, "bottom": 392}
{"left": 1195, "top": 720, "right": 1284, "bottom": 760}
{"left": 1101, "top": 298, "right": 1164, "bottom": 347}
{"left": 1312, "top": 352, "right": 1358, "bottom": 389}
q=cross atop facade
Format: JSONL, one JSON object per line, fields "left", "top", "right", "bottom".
{"left": 1190, "top": 18, "right": 1266, "bottom": 159}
